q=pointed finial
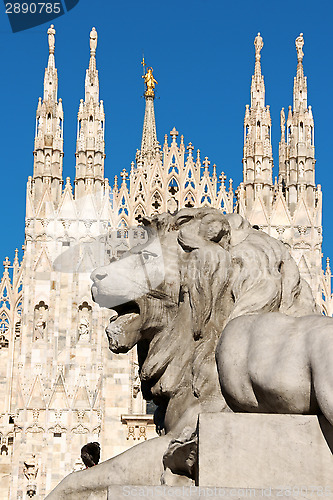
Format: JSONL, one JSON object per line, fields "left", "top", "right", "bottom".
{"left": 203, "top": 157, "right": 210, "bottom": 171}
{"left": 187, "top": 142, "right": 194, "bottom": 157}
{"left": 90, "top": 27, "right": 98, "bottom": 56}
{"left": 47, "top": 24, "right": 56, "bottom": 55}
{"left": 229, "top": 178, "right": 233, "bottom": 193}
{"left": 326, "top": 257, "right": 331, "bottom": 275}
{"left": 295, "top": 33, "right": 304, "bottom": 64}
{"left": 114, "top": 175, "right": 118, "bottom": 190}
{"left": 170, "top": 127, "right": 179, "bottom": 142}
{"left": 120, "top": 169, "right": 128, "bottom": 184}
{"left": 219, "top": 172, "right": 226, "bottom": 186}
{"left": 3, "top": 257, "right": 10, "bottom": 272}
{"left": 212, "top": 164, "right": 217, "bottom": 179}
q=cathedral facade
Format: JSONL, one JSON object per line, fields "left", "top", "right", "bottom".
{"left": 0, "top": 27, "right": 331, "bottom": 498}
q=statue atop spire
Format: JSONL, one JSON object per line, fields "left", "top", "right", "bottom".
{"left": 254, "top": 32, "right": 263, "bottom": 60}
{"left": 295, "top": 33, "right": 304, "bottom": 64}
{"left": 90, "top": 27, "right": 97, "bottom": 56}
{"left": 47, "top": 24, "right": 55, "bottom": 55}
{"left": 142, "top": 64, "right": 158, "bottom": 97}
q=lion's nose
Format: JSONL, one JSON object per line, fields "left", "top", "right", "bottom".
{"left": 90, "top": 268, "right": 108, "bottom": 281}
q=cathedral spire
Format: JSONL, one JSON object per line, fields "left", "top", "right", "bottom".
{"left": 251, "top": 33, "right": 265, "bottom": 108}
{"left": 31, "top": 24, "right": 63, "bottom": 207}
{"left": 293, "top": 33, "right": 307, "bottom": 111}
{"left": 279, "top": 33, "right": 315, "bottom": 214}
{"left": 139, "top": 61, "right": 159, "bottom": 166}
{"left": 85, "top": 27, "right": 99, "bottom": 103}
{"left": 242, "top": 33, "right": 273, "bottom": 212}
{"left": 75, "top": 27, "right": 105, "bottom": 199}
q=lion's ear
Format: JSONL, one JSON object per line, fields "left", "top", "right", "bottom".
{"left": 178, "top": 221, "right": 202, "bottom": 251}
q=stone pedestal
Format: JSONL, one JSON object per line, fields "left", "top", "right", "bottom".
{"left": 198, "top": 413, "right": 333, "bottom": 489}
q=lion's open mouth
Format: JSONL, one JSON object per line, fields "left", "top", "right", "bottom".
{"left": 105, "top": 300, "right": 142, "bottom": 353}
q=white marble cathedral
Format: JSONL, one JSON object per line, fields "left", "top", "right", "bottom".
{"left": 0, "top": 26, "right": 332, "bottom": 499}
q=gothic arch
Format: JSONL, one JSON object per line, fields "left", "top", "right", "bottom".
{"left": 183, "top": 192, "right": 196, "bottom": 208}
{"left": 151, "top": 191, "right": 163, "bottom": 212}
{"left": 167, "top": 177, "right": 180, "bottom": 197}
{"left": 134, "top": 204, "right": 146, "bottom": 221}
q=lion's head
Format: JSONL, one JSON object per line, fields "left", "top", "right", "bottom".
{"left": 91, "top": 208, "right": 318, "bottom": 435}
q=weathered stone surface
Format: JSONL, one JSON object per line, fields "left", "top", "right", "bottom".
{"left": 198, "top": 413, "right": 333, "bottom": 489}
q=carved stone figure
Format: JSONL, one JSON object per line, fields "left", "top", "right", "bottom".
{"left": 295, "top": 33, "right": 304, "bottom": 63}
{"left": 47, "top": 25, "right": 55, "bottom": 55}
{"left": 46, "top": 208, "right": 323, "bottom": 498}
{"left": 90, "top": 27, "right": 97, "bottom": 55}
{"left": 77, "top": 318, "right": 90, "bottom": 341}
{"left": 33, "top": 302, "right": 48, "bottom": 341}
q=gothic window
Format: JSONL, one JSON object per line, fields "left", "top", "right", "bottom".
{"left": 168, "top": 164, "right": 179, "bottom": 174}
{"left": 200, "top": 185, "right": 211, "bottom": 205}
{"left": 1, "top": 445, "right": 8, "bottom": 456}
{"left": 33, "top": 301, "right": 48, "bottom": 342}
{"left": 168, "top": 178, "right": 179, "bottom": 196}
{"left": 0, "top": 312, "right": 9, "bottom": 349}
{"left": 256, "top": 161, "right": 261, "bottom": 175}
{"left": 245, "top": 125, "right": 249, "bottom": 139}
{"left": 184, "top": 193, "right": 195, "bottom": 208}
{"left": 134, "top": 205, "right": 146, "bottom": 222}
{"left": 90, "top": 116, "right": 93, "bottom": 122}
{"left": 185, "top": 170, "right": 195, "bottom": 190}
{"left": 288, "top": 126, "right": 292, "bottom": 144}
{"left": 135, "top": 182, "right": 145, "bottom": 202}
{"left": 117, "top": 230, "right": 121, "bottom": 238}
{"left": 152, "top": 192, "right": 163, "bottom": 212}
{"left": 152, "top": 173, "right": 162, "bottom": 189}
{"left": 310, "top": 126, "right": 314, "bottom": 145}
{"left": 0, "top": 286, "right": 10, "bottom": 310}
{"left": 300, "top": 122, "right": 304, "bottom": 141}
{"left": 118, "top": 196, "right": 129, "bottom": 216}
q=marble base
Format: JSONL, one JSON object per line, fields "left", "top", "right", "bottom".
{"left": 198, "top": 413, "right": 333, "bottom": 489}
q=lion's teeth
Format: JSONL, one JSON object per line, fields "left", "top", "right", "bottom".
{"left": 109, "top": 310, "right": 119, "bottom": 322}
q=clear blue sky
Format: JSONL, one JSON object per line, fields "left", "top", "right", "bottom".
{"left": 0, "top": 0, "right": 332, "bottom": 266}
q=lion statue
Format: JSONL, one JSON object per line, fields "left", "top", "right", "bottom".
{"left": 46, "top": 208, "right": 321, "bottom": 499}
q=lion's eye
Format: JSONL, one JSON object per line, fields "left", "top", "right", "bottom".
{"left": 141, "top": 251, "right": 156, "bottom": 261}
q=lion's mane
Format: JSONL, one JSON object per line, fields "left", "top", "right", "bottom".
{"left": 139, "top": 208, "right": 318, "bottom": 425}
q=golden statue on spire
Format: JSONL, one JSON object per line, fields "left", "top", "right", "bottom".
{"left": 142, "top": 60, "right": 158, "bottom": 97}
